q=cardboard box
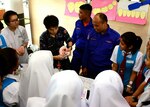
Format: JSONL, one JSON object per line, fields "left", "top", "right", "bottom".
{"left": 0, "top": 9, "right": 5, "bottom": 20}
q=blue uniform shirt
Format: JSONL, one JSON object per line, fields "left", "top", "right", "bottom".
{"left": 72, "top": 18, "right": 93, "bottom": 49}
{"left": 117, "top": 46, "right": 138, "bottom": 86}
{"left": 83, "top": 25, "right": 120, "bottom": 72}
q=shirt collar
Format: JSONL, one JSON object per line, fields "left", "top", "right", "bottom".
{"left": 5, "top": 74, "right": 20, "bottom": 82}
{"left": 122, "top": 50, "right": 132, "bottom": 57}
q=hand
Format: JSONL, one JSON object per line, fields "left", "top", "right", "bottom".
{"left": 16, "top": 46, "right": 25, "bottom": 56}
{"left": 59, "top": 46, "right": 71, "bottom": 58}
{"left": 57, "top": 54, "right": 66, "bottom": 60}
{"left": 126, "top": 87, "right": 133, "bottom": 94}
{"left": 125, "top": 96, "right": 133, "bottom": 104}
{"left": 66, "top": 48, "right": 71, "bottom": 56}
{"left": 67, "top": 46, "right": 72, "bottom": 51}
{"left": 80, "top": 67, "right": 88, "bottom": 76}
{"left": 125, "top": 96, "right": 137, "bottom": 107}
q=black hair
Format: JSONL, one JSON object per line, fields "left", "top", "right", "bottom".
{"left": 96, "top": 13, "right": 108, "bottom": 23}
{"left": 136, "top": 36, "right": 142, "bottom": 50}
{"left": 121, "top": 32, "right": 142, "bottom": 54}
{"left": 0, "top": 48, "right": 18, "bottom": 80}
{"left": 80, "top": 4, "right": 92, "bottom": 15}
{"left": 3, "top": 10, "right": 18, "bottom": 25}
{"left": 0, "top": 21, "right": 4, "bottom": 30}
{"left": 43, "top": 15, "right": 59, "bottom": 29}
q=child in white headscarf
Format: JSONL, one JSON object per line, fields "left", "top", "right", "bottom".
{"left": 26, "top": 70, "right": 87, "bottom": 107}
{"left": 19, "top": 50, "right": 55, "bottom": 107}
{"left": 88, "top": 70, "right": 130, "bottom": 107}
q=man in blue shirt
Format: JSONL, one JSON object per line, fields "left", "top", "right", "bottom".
{"left": 71, "top": 4, "right": 93, "bottom": 74}
{"left": 82, "top": 13, "right": 120, "bottom": 79}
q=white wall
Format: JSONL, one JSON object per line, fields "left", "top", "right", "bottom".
{"left": 3, "top": 0, "right": 24, "bottom": 14}
{"left": 29, "top": 0, "right": 78, "bottom": 46}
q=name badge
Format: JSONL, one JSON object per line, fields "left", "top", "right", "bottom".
{"left": 127, "top": 60, "right": 134, "bottom": 64}
{"left": 106, "top": 40, "right": 112, "bottom": 44}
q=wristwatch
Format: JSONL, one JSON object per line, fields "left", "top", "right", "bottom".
{"left": 132, "top": 96, "right": 138, "bottom": 102}
{"left": 129, "top": 81, "right": 133, "bottom": 85}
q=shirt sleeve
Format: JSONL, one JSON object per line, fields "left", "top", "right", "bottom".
{"left": 144, "top": 70, "right": 150, "bottom": 83}
{"left": 39, "top": 32, "right": 48, "bottom": 50}
{"left": 1, "top": 28, "right": 12, "bottom": 47}
{"left": 72, "top": 21, "right": 79, "bottom": 44}
{"left": 62, "top": 28, "right": 72, "bottom": 44}
{"left": 110, "top": 45, "right": 119, "bottom": 64}
{"left": 19, "top": 26, "right": 29, "bottom": 43}
{"left": 82, "top": 36, "right": 89, "bottom": 67}
{"left": 3, "top": 82, "right": 19, "bottom": 106}
{"left": 133, "top": 52, "right": 143, "bottom": 72}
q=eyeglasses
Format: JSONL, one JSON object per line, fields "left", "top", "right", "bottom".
{"left": 10, "top": 18, "right": 19, "bottom": 23}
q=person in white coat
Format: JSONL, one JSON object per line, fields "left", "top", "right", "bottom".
{"left": 19, "top": 50, "right": 55, "bottom": 107}
{"left": 88, "top": 70, "right": 130, "bottom": 107}
{"left": 26, "top": 70, "right": 88, "bottom": 107}
{"left": 1, "top": 10, "right": 29, "bottom": 63}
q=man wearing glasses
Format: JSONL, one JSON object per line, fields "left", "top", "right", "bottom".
{"left": 1, "top": 10, "right": 29, "bottom": 63}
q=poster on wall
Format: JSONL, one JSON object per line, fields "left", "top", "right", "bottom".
{"left": 65, "top": 0, "right": 117, "bottom": 20}
{"left": 91, "top": 0, "right": 117, "bottom": 20}
{"left": 65, "top": 0, "right": 85, "bottom": 17}
{"left": 116, "top": 1, "right": 149, "bottom": 25}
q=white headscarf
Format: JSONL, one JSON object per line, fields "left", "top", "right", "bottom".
{"left": 19, "top": 50, "right": 54, "bottom": 107}
{"left": 27, "top": 70, "right": 86, "bottom": 107}
{"left": 88, "top": 70, "right": 130, "bottom": 107}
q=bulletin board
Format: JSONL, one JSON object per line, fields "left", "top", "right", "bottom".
{"left": 116, "top": 1, "right": 149, "bottom": 25}
{"left": 65, "top": 0, "right": 117, "bottom": 20}
{"left": 65, "top": 0, "right": 149, "bottom": 25}
{"left": 108, "top": 7, "right": 150, "bottom": 53}
{"left": 65, "top": 0, "right": 85, "bottom": 17}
